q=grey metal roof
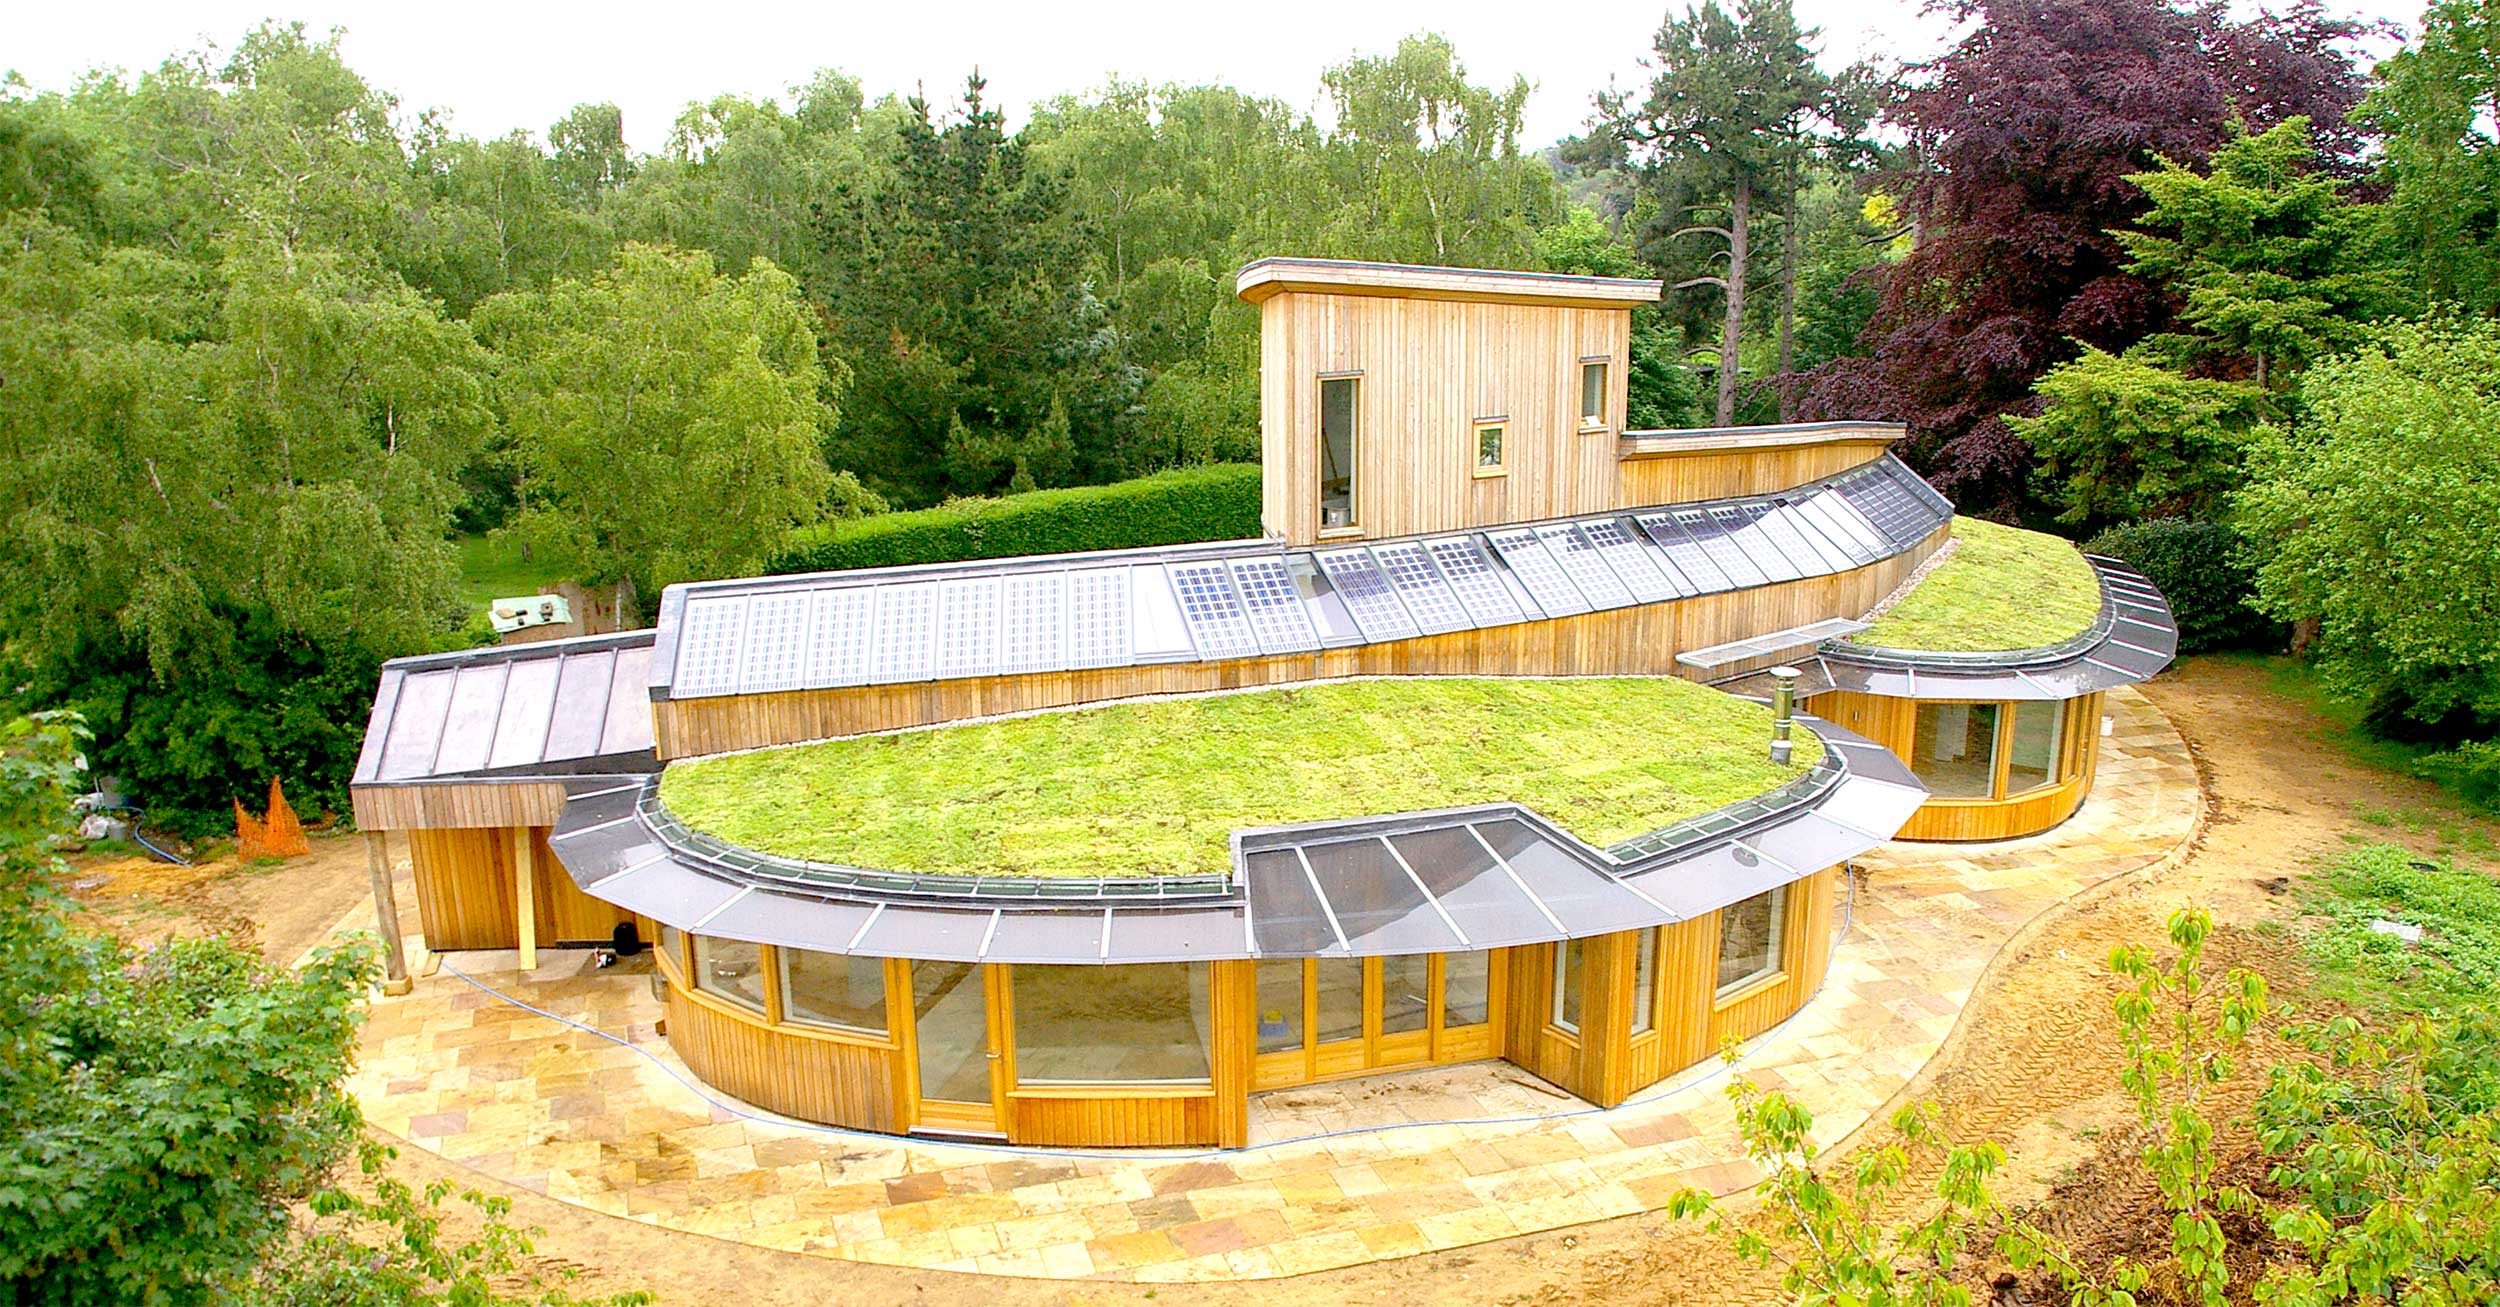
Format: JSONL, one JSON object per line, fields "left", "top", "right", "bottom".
{"left": 542, "top": 715, "right": 1927, "bottom": 964}
{"left": 1717, "top": 555, "right": 2180, "bottom": 702}
{"left": 352, "top": 631, "right": 659, "bottom": 788}
{"left": 649, "top": 453, "right": 1956, "bottom": 702}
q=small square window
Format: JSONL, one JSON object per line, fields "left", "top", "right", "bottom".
{"left": 1580, "top": 360, "right": 1610, "bottom": 430}
{"left": 1473, "top": 420, "right": 1506, "bottom": 476}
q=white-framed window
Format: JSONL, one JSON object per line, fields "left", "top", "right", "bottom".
{"left": 1319, "top": 375, "right": 1359, "bottom": 529}
{"left": 1473, "top": 418, "right": 1507, "bottom": 477}
{"left": 1579, "top": 359, "right": 1610, "bottom": 430}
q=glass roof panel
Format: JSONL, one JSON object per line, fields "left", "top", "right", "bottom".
{"left": 488, "top": 657, "right": 563, "bottom": 769}
{"left": 1486, "top": 529, "right": 1593, "bottom": 616}
{"left": 738, "top": 591, "right": 812, "bottom": 693}
{"left": 1842, "top": 471, "right": 1935, "bottom": 547}
{"left": 1228, "top": 557, "right": 1323, "bottom": 654}
{"left": 1669, "top": 508, "right": 1768, "bottom": 589}
{"left": 1245, "top": 848, "right": 1342, "bottom": 955}
{"left": 544, "top": 651, "right": 620, "bottom": 759}
{"left": 983, "top": 908, "right": 1108, "bottom": 962}
{"left": 1580, "top": 517, "right": 1684, "bottom": 601}
{"left": 1792, "top": 491, "right": 1886, "bottom": 563}
{"left": 868, "top": 582, "right": 937, "bottom": 683}
{"left": 802, "top": 587, "right": 876, "bottom": 689}
{"left": 671, "top": 595, "right": 750, "bottom": 697}
{"left": 1470, "top": 818, "right": 1657, "bottom": 935}
{"left": 1165, "top": 561, "right": 1263, "bottom": 660}
{"left": 1370, "top": 542, "right": 1472, "bottom": 634}
{"left": 1713, "top": 504, "right": 1808, "bottom": 581}
{"left": 1534, "top": 524, "right": 1637, "bottom": 608}
{"left": 599, "top": 645, "right": 656, "bottom": 755}
{"left": 703, "top": 892, "right": 880, "bottom": 955}
{"left": 1314, "top": 548, "right": 1422, "bottom": 641}
{"left": 1064, "top": 567, "right": 1134, "bottom": 669}
{"left": 935, "top": 577, "right": 1002, "bottom": 679}
{"left": 1290, "top": 555, "right": 1365, "bottom": 643}
{"left": 852, "top": 905, "right": 994, "bottom": 961}
{"left": 1424, "top": 536, "right": 1528, "bottom": 626}
{"left": 1301, "top": 837, "right": 1465, "bottom": 954}
{"left": 998, "top": 571, "right": 1067, "bottom": 674}
{"left": 1106, "top": 907, "right": 1250, "bottom": 962}
{"left": 1635, "top": 511, "right": 1735, "bottom": 591}
{"left": 1765, "top": 502, "right": 1858, "bottom": 573}
{"left": 1386, "top": 825, "right": 1556, "bottom": 947}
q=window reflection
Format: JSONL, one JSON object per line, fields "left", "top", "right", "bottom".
{"left": 1551, "top": 939, "right": 1585, "bottom": 1034}
{"left": 1717, "top": 887, "right": 1788, "bottom": 995}
{"left": 693, "top": 935, "right": 766, "bottom": 1013}
{"left": 2006, "top": 701, "right": 2065, "bottom": 795}
{"left": 779, "top": 949, "right": 886, "bottom": 1035}
{"left": 1443, "top": 951, "right": 1490, "bottom": 1028}
{"left": 1380, "top": 955, "right": 1429, "bottom": 1036}
{"left": 1911, "top": 702, "right": 2000, "bottom": 798}
{"left": 1013, "top": 963, "right": 1210, "bottom": 1084}
{"left": 1256, "top": 960, "right": 1304, "bottom": 1054}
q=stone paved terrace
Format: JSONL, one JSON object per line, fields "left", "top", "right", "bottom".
{"left": 344, "top": 685, "right": 2199, "bottom": 1282}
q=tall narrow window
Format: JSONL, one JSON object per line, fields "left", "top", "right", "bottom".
{"left": 1631, "top": 929, "right": 1658, "bottom": 1034}
{"left": 1717, "top": 886, "right": 1789, "bottom": 996}
{"left": 1443, "top": 950, "right": 1491, "bottom": 1028}
{"left": 1255, "top": 960, "right": 1306, "bottom": 1054}
{"left": 2006, "top": 700, "right": 2066, "bottom": 795}
{"left": 1319, "top": 376, "right": 1359, "bottom": 529}
{"left": 1579, "top": 360, "right": 1609, "bottom": 429}
{"left": 1473, "top": 419, "right": 1507, "bottom": 477}
{"left": 1551, "top": 939, "right": 1586, "bottom": 1034}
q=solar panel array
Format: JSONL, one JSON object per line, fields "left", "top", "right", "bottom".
{"left": 662, "top": 455, "right": 1954, "bottom": 697}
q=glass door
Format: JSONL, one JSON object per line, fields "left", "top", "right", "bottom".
{"left": 909, "top": 961, "right": 1000, "bottom": 1135}
{"left": 1258, "top": 955, "right": 1454, "bottom": 1089}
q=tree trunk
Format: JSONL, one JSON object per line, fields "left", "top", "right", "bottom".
{"left": 1716, "top": 176, "right": 1752, "bottom": 427}
{"left": 615, "top": 573, "right": 640, "bottom": 631}
{"left": 1777, "top": 178, "right": 1800, "bottom": 422}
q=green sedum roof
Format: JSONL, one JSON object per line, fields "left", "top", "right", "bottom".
{"left": 658, "top": 677, "right": 1820, "bottom": 879}
{"left": 1848, "top": 517, "right": 2103, "bottom": 654}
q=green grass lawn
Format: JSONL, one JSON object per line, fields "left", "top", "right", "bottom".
{"left": 2299, "top": 842, "right": 2500, "bottom": 1013}
{"left": 659, "top": 676, "right": 1821, "bottom": 879}
{"left": 454, "top": 533, "right": 570, "bottom": 613}
{"left": 1849, "top": 516, "right": 2103, "bottom": 653}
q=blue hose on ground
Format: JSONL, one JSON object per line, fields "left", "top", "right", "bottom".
{"left": 91, "top": 802, "right": 191, "bottom": 866}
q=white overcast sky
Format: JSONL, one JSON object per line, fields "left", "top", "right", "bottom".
{"left": 7, "top": 0, "right": 2426, "bottom": 154}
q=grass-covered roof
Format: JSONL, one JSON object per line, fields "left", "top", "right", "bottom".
{"left": 1847, "top": 517, "right": 2103, "bottom": 654}
{"left": 658, "top": 677, "right": 1820, "bottom": 879}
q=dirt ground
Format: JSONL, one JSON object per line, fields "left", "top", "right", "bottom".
{"left": 57, "top": 657, "right": 2499, "bottom": 1306}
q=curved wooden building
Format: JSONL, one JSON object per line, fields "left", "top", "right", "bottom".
{"left": 349, "top": 258, "right": 2175, "bottom": 1148}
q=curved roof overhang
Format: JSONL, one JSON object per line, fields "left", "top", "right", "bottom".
{"left": 542, "top": 717, "right": 1926, "bottom": 965}
{"left": 1720, "top": 555, "right": 2178, "bottom": 703}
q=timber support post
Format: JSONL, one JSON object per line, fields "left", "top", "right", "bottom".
{"left": 512, "top": 826, "right": 538, "bottom": 971}
{"left": 365, "top": 830, "right": 411, "bottom": 996}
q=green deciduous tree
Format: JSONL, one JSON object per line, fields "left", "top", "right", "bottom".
{"left": 479, "top": 243, "right": 840, "bottom": 621}
{"left": 2009, "top": 346, "right": 2267, "bottom": 526}
{"left": 2362, "top": 0, "right": 2500, "bottom": 314}
{"left": 2235, "top": 317, "right": 2500, "bottom": 737}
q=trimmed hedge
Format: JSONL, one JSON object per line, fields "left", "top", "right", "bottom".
{"left": 768, "top": 464, "right": 1263, "bottom": 574}
{"left": 2084, "top": 517, "right": 2282, "bottom": 654}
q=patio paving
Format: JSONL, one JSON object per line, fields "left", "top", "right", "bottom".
{"left": 345, "top": 685, "right": 2200, "bottom": 1282}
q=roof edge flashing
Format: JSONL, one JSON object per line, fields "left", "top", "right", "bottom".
{"left": 1235, "top": 257, "right": 1663, "bottom": 306}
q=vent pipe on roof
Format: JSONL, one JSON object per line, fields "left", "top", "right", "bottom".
{"left": 1768, "top": 666, "right": 1800, "bottom": 766}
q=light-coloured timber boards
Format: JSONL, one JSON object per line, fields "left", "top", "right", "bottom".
{"left": 1235, "top": 258, "right": 1662, "bottom": 308}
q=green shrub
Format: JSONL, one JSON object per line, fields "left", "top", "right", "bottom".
{"left": 2085, "top": 517, "right": 2283, "bottom": 653}
{"left": 2415, "top": 739, "right": 2500, "bottom": 814}
{"left": 2298, "top": 843, "right": 2500, "bottom": 1011}
{"left": 767, "top": 464, "right": 1263, "bottom": 574}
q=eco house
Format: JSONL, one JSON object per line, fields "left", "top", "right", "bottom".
{"left": 349, "top": 258, "right": 2176, "bottom": 1149}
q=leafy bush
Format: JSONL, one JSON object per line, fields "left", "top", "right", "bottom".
{"left": 2085, "top": 518, "right": 2284, "bottom": 653}
{"left": 2415, "top": 739, "right": 2500, "bottom": 813}
{"left": 768, "top": 463, "right": 1263, "bottom": 574}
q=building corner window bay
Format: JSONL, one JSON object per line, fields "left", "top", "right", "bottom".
{"left": 1319, "top": 375, "right": 1359, "bottom": 530}
{"left": 1910, "top": 700, "right": 2073, "bottom": 801}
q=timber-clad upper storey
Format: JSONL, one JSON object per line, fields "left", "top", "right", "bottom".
{"left": 647, "top": 453, "right": 1954, "bottom": 702}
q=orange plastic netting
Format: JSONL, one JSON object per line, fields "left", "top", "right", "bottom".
{"left": 235, "top": 777, "right": 310, "bottom": 859}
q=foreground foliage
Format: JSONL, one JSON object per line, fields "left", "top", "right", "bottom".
{"left": 0, "top": 713, "right": 640, "bottom": 1305}
{"left": 1683, "top": 896, "right": 2500, "bottom": 1305}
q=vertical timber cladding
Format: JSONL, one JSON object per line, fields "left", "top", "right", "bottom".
{"left": 403, "top": 826, "right": 633, "bottom": 951}
{"left": 1615, "top": 434, "right": 1900, "bottom": 506}
{"left": 1806, "top": 688, "right": 2108, "bottom": 841}
{"left": 1501, "top": 868, "right": 1838, "bottom": 1108}
{"left": 1257, "top": 287, "right": 1632, "bottom": 545}
{"left": 651, "top": 537, "right": 1938, "bottom": 759}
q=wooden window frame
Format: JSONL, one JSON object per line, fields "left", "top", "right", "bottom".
{"left": 1252, "top": 951, "right": 1506, "bottom": 1090}
{"left": 1712, "top": 886, "right": 1790, "bottom": 1002}
{"left": 1471, "top": 415, "right": 1509, "bottom": 479}
{"left": 1577, "top": 357, "right": 1612, "bottom": 433}
{"left": 1913, "top": 699, "right": 2081, "bottom": 805}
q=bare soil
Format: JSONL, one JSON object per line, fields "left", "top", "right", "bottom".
{"left": 67, "top": 657, "right": 2500, "bottom": 1306}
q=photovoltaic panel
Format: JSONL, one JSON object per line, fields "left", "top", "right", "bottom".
{"left": 671, "top": 596, "right": 750, "bottom": 697}
{"left": 1886, "top": 457, "right": 1955, "bottom": 517}
{"left": 997, "top": 572, "right": 1066, "bottom": 674}
{"left": 1227, "top": 557, "right": 1322, "bottom": 654}
{"left": 1772, "top": 498, "right": 1863, "bottom": 571}
{"left": 1671, "top": 508, "right": 1770, "bottom": 589}
{"left": 1424, "top": 536, "right": 1527, "bottom": 626}
{"left": 1534, "top": 524, "right": 1636, "bottom": 609}
{"left": 935, "top": 577, "right": 1002, "bottom": 679}
{"left": 1314, "top": 548, "right": 1421, "bottom": 642}
{"left": 1486, "top": 529, "right": 1593, "bottom": 616}
{"left": 1840, "top": 465, "right": 1939, "bottom": 547}
{"left": 1064, "top": 567, "right": 1133, "bottom": 669}
{"left": 802, "top": 588, "right": 875, "bottom": 688}
{"left": 869, "top": 581, "right": 937, "bottom": 683}
{"left": 1579, "top": 517, "right": 1683, "bottom": 601}
{"left": 1369, "top": 541, "right": 1472, "bottom": 634}
{"left": 1793, "top": 491, "right": 1887, "bottom": 563}
{"left": 1635, "top": 512, "right": 1735, "bottom": 592}
{"left": 1711, "top": 505, "right": 1806, "bottom": 581}
{"left": 737, "top": 591, "right": 812, "bottom": 693}
{"left": 1750, "top": 501, "right": 1848, "bottom": 574}
{"left": 1166, "top": 561, "right": 1263, "bottom": 659}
